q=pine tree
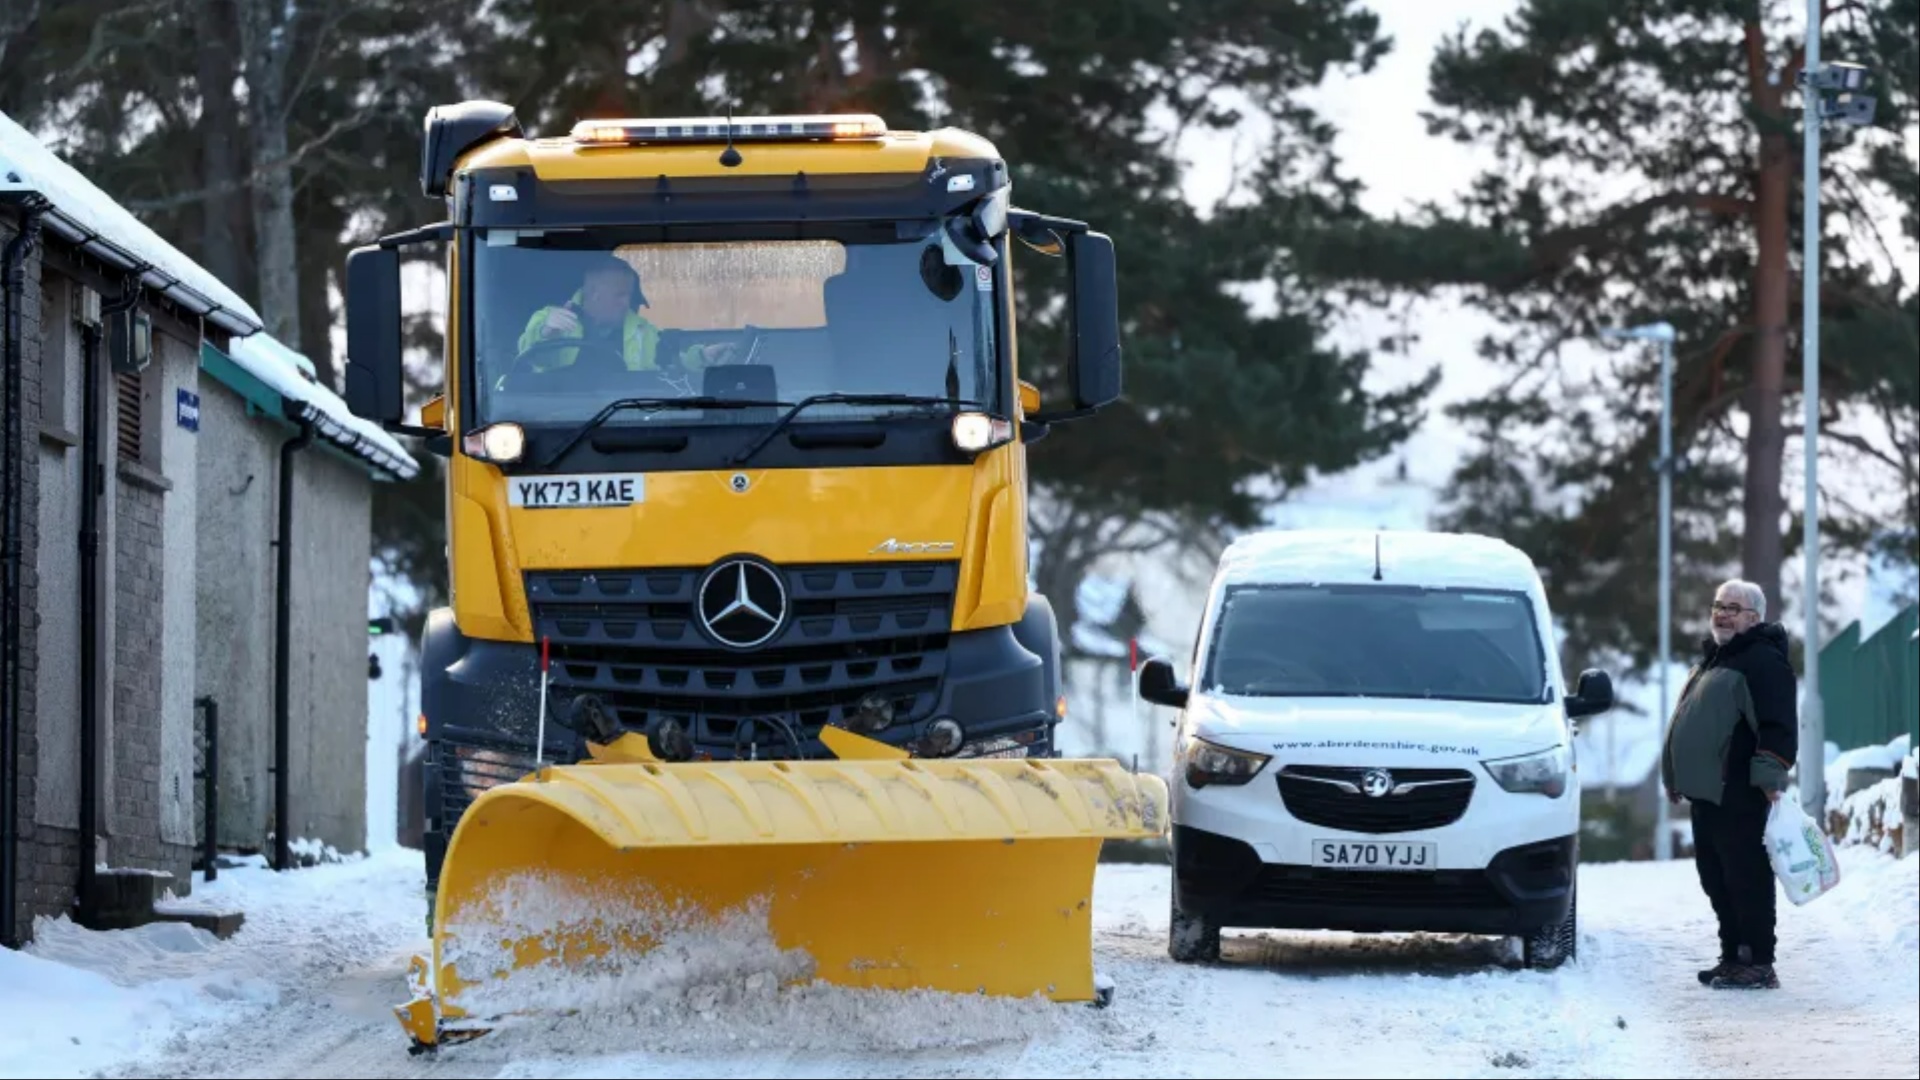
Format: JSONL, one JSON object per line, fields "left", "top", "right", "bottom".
{"left": 1291, "top": 0, "right": 1918, "bottom": 673}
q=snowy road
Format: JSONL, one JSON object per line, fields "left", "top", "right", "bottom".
{"left": 10, "top": 844, "right": 1916, "bottom": 1080}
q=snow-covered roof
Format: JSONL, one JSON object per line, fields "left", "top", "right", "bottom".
{"left": 1214, "top": 528, "right": 1544, "bottom": 593}
{"left": 0, "top": 110, "right": 262, "bottom": 338}
{"left": 226, "top": 332, "right": 419, "bottom": 481}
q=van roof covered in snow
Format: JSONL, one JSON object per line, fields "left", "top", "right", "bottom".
{"left": 1214, "top": 528, "right": 1545, "bottom": 594}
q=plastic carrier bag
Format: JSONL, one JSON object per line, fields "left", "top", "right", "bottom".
{"left": 1765, "top": 796, "right": 1842, "bottom": 906}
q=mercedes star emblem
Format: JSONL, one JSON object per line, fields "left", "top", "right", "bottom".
{"left": 697, "top": 558, "right": 788, "bottom": 649}
{"left": 1361, "top": 768, "right": 1394, "bottom": 799}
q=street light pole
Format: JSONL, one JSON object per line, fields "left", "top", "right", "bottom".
{"left": 1794, "top": 8, "right": 1875, "bottom": 821}
{"left": 1602, "top": 320, "right": 1677, "bottom": 860}
{"left": 1801, "top": 0, "right": 1826, "bottom": 824}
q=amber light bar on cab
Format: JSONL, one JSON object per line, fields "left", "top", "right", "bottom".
{"left": 572, "top": 114, "right": 889, "bottom": 146}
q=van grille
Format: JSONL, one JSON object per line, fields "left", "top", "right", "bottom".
{"left": 1276, "top": 765, "right": 1475, "bottom": 834}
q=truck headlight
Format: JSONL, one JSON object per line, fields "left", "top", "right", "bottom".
{"left": 462, "top": 422, "right": 526, "bottom": 464}
{"left": 1181, "top": 735, "right": 1270, "bottom": 789}
{"left": 951, "top": 412, "right": 1012, "bottom": 452}
{"left": 1482, "top": 745, "right": 1570, "bottom": 798}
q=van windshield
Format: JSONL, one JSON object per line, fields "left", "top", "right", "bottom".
{"left": 1202, "top": 584, "right": 1550, "bottom": 704}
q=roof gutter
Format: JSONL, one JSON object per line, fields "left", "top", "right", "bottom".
{"left": 283, "top": 397, "right": 419, "bottom": 482}
{"left": 23, "top": 202, "right": 261, "bottom": 339}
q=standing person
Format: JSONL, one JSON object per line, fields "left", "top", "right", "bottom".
{"left": 1660, "top": 578, "right": 1798, "bottom": 990}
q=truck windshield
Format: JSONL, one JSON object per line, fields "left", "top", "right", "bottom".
{"left": 469, "top": 231, "right": 1001, "bottom": 427}
{"left": 1201, "top": 584, "right": 1550, "bottom": 704}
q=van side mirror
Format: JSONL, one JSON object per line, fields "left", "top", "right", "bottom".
{"left": 1565, "top": 668, "right": 1614, "bottom": 720}
{"left": 1138, "top": 656, "right": 1189, "bottom": 710}
{"left": 344, "top": 244, "right": 404, "bottom": 426}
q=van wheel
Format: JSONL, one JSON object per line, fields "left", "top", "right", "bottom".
{"left": 1169, "top": 892, "right": 1221, "bottom": 963}
{"left": 1522, "top": 888, "right": 1577, "bottom": 970}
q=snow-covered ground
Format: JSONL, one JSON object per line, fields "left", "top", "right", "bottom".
{"left": 4, "top": 840, "right": 1914, "bottom": 1080}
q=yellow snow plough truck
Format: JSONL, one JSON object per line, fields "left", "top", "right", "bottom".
{"left": 340, "top": 101, "right": 1169, "bottom": 1051}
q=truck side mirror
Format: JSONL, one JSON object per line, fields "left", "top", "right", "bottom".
{"left": 1565, "top": 668, "right": 1614, "bottom": 720}
{"left": 344, "top": 244, "right": 404, "bottom": 425}
{"left": 1137, "top": 656, "right": 1188, "bottom": 710}
{"left": 1066, "top": 229, "right": 1121, "bottom": 412}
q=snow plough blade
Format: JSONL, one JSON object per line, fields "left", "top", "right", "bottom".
{"left": 393, "top": 735, "right": 1169, "bottom": 1051}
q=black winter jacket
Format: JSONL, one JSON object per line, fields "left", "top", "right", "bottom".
{"left": 1660, "top": 622, "right": 1799, "bottom": 804}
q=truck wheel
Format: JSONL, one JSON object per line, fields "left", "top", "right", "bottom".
{"left": 1522, "top": 887, "right": 1577, "bottom": 970}
{"left": 1168, "top": 891, "right": 1221, "bottom": 963}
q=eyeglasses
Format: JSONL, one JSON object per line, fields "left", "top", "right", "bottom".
{"left": 1710, "top": 602, "right": 1751, "bottom": 615}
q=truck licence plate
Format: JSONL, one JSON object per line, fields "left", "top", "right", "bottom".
{"left": 1313, "top": 839, "right": 1436, "bottom": 871}
{"left": 508, "top": 473, "right": 645, "bottom": 509}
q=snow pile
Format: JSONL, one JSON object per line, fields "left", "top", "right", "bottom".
{"left": 1823, "top": 735, "right": 1916, "bottom": 853}
{"left": 491, "top": 972, "right": 1064, "bottom": 1068}
{"left": 0, "top": 934, "right": 272, "bottom": 1080}
{"left": 1826, "top": 735, "right": 1911, "bottom": 809}
{"left": 1815, "top": 845, "right": 1920, "bottom": 955}
{"left": 0, "top": 847, "right": 426, "bottom": 1080}
{"left": 440, "top": 871, "right": 815, "bottom": 1019}
{"left": 1833, "top": 776, "right": 1909, "bottom": 853}
{"left": 438, "top": 868, "right": 1064, "bottom": 1061}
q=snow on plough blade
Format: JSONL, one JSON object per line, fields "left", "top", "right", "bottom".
{"left": 393, "top": 730, "right": 1169, "bottom": 1052}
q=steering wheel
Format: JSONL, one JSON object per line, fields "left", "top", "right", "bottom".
{"left": 496, "top": 335, "right": 646, "bottom": 394}
{"left": 694, "top": 325, "right": 768, "bottom": 367}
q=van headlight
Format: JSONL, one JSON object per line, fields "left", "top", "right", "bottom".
{"left": 1482, "top": 745, "right": 1570, "bottom": 798}
{"left": 1181, "top": 735, "right": 1271, "bottom": 789}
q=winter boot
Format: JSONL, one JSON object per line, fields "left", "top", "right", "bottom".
{"left": 1696, "top": 958, "right": 1734, "bottom": 986}
{"left": 1709, "top": 948, "right": 1779, "bottom": 990}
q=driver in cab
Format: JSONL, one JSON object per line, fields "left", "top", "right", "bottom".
{"left": 515, "top": 253, "right": 737, "bottom": 387}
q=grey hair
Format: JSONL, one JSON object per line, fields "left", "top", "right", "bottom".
{"left": 1718, "top": 579, "right": 1766, "bottom": 619}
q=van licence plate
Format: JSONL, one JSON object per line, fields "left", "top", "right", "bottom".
{"left": 508, "top": 473, "right": 645, "bottom": 509}
{"left": 1313, "top": 839, "right": 1436, "bottom": 871}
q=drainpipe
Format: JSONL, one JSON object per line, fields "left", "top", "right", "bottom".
{"left": 1, "top": 201, "right": 45, "bottom": 949}
{"left": 274, "top": 417, "right": 313, "bottom": 871}
{"left": 73, "top": 283, "right": 139, "bottom": 926}
{"left": 194, "top": 695, "right": 218, "bottom": 882}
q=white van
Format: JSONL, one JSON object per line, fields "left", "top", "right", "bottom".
{"left": 1136, "top": 528, "right": 1614, "bottom": 969}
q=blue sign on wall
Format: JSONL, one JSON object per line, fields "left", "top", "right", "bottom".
{"left": 176, "top": 388, "right": 200, "bottom": 432}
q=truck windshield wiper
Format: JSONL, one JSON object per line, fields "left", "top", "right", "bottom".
{"left": 542, "top": 396, "right": 787, "bottom": 468}
{"left": 727, "top": 393, "right": 982, "bottom": 466}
